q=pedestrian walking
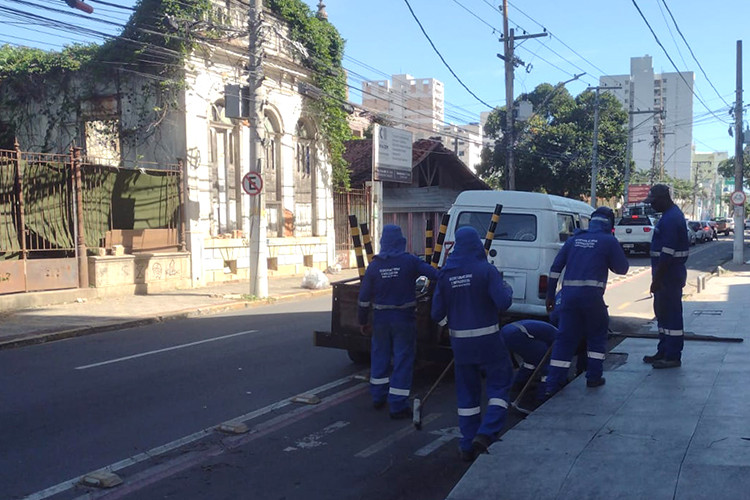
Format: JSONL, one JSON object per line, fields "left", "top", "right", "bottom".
{"left": 358, "top": 225, "right": 438, "bottom": 419}
{"left": 544, "top": 206, "right": 629, "bottom": 395}
{"left": 430, "top": 227, "right": 514, "bottom": 462}
{"left": 642, "top": 184, "right": 689, "bottom": 369}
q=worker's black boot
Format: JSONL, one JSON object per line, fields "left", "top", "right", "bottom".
{"left": 586, "top": 377, "right": 606, "bottom": 388}
{"left": 389, "top": 407, "right": 412, "bottom": 420}
{"left": 471, "top": 434, "right": 492, "bottom": 455}
{"left": 643, "top": 352, "right": 664, "bottom": 364}
{"left": 652, "top": 358, "right": 681, "bottom": 369}
{"left": 459, "top": 448, "right": 477, "bottom": 463}
{"left": 372, "top": 400, "right": 386, "bottom": 410}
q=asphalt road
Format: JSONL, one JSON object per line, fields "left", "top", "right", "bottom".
{"left": 2, "top": 235, "right": 736, "bottom": 500}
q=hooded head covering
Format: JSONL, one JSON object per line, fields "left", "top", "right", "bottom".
{"left": 443, "top": 226, "right": 486, "bottom": 270}
{"left": 590, "top": 206, "right": 615, "bottom": 233}
{"left": 378, "top": 224, "right": 407, "bottom": 258}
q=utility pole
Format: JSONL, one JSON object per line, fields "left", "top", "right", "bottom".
{"left": 248, "top": 0, "right": 268, "bottom": 297}
{"left": 733, "top": 40, "right": 744, "bottom": 265}
{"left": 624, "top": 108, "right": 662, "bottom": 206}
{"left": 499, "top": 0, "right": 546, "bottom": 191}
{"left": 588, "top": 85, "right": 619, "bottom": 207}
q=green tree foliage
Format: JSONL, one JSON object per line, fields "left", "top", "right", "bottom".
{"left": 717, "top": 151, "right": 750, "bottom": 189}
{"left": 478, "top": 84, "right": 628, "bottom": 200}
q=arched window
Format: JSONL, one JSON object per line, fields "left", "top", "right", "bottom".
{"left": 264, "top": 110, "right": 283, "bottom": 237}
{"left": 208, "top": 99, "right": 240, "bottom": 236}
{"left": 294, "top": 119, "right": 315, "bottom": 236}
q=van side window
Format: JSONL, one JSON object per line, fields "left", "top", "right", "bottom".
{"left": 456, "top": 211, "right": 537, "bottom": 242}
{"left": 557, "top": 213, "right": 576, "bottom": 242}
{"left": 579, "top": 216, "right": 590, "bottom": 229}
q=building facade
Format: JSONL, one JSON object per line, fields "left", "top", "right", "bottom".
{"left": 601, "top": 55, "right": 694, "bottom": 181}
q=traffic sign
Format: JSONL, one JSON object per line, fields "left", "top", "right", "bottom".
{"left": 731, "top": 190, "right": 746, "bottom": 206}
{"left": 242, "top": 172, "right": 263, "bottom": 196}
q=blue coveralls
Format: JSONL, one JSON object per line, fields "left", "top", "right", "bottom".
{"left": 431, "top": 227, "right": 514, "bottom": 453}
{"left": 545, "top": 211, "right": 629, "bottom": 394}
{"left": 650, "top": 205, "right": 689, "bottom": 361}
{"left": 501, "top": 320, "right": 557, "bottom": 391}
{"left": 358, "top": 225, "right": 438, "bottom": 413}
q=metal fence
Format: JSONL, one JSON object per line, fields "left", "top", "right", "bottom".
{"left": 333, "top": 188, "right": 369, "bottom": 268}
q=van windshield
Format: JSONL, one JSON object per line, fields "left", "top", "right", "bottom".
{"left": 456, "top": 211, "right": 537, "bottom": 242}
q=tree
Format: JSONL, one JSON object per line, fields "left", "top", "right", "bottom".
{"left": 717, "top": 149, "right": 750, "bottom": 189}
{"left": 478, "top": 83, "right": 628, "bottom": 200}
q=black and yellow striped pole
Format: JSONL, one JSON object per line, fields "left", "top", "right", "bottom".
{"left": 484, "top": 204, "right": 503, "bottom": 255}
{"left": 431, "top": 213, "right": 450, "bottom": 268}
{"left": 424, "top": 218, "right": 434, "bottom": 265}
{"left": 360, "top": 223, "right": 375, "bottom": 265}
{"left": 349, "top": 215, "right": 366, "bottom": 278}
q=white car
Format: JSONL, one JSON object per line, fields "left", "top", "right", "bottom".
{"left": 615, "top": 215, "right": 655, "bottom": 255}
{"left": 685, "top": 221, "right": 697, "bottom": 246}
{"left": 687, "top": 221, "right": 707, "bottom": 243}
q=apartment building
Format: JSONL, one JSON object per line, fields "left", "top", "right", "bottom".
{"left": 600, "top": 55, "right": 694, "bottom": 181}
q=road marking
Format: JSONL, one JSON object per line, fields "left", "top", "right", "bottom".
{"left": 283, "top": 420, "right": 350, "bottom": 451}
{"left": 354, "top": 413, "right": 440, "bottom": 458}
{"left": 25, "top": 371, "right": 367, "bottom": 500}
{"left": 414, "top": 426, "right": 462, "bottom": 456}
{"left": 75, "top": 330, "right": 259, "bottom": 370}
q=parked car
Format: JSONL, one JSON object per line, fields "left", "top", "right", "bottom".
{"left": 712, "top": 217, "right": 734, "bottom": 236}
{"left": 614, "top": 214, "right": 655, "bottom": 255}
{"left": 701, "top": 220, "right": 718, "bottom": 240}
{"left": 688, "top": 221, "right": 707, "bottom": 243}
{"left": 685, "top": 221, "right": 697, "bottom": 246}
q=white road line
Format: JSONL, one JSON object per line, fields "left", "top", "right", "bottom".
{"left": 354, "top": 413, "right": 440, "bottom": 458}
{"left": 75, "top": 330, "right": 259, "bottom": 370}
{"left": 24, "top": 371, "right": 366, "bottom": 500}
{"left": 414, "top": 426, "right": 461, "bottom": 457}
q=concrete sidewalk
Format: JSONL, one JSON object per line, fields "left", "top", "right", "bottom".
{"left": 0, "top": 268, "right": 360, "bottom": 350}
{"left": 448, "top": 259, "right": 750, "bottom": 500}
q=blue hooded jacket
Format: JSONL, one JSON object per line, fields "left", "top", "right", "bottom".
{"left": 358, "top": 225, "right": 438, "bottom": 325}
{"left": 546, "top": 206, "right": 629, "bottom": 304}
{"left": 431, "top": 227, "right": 513, "bottom": 362}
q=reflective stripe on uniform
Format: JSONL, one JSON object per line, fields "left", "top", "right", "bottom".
{"left": 389, "top": 387, "right": 409, "bottom": 396}
{"left": 664, "top": 328, "right": 684, "bottom": 336}
{"left": 450, "top": 324, "right": 499, "bottom": 338}
{"left": 587, "top": 351, "right": 606, "bottom": 360}
{"left": 550, "top": 359, "right": 571, "bottom": 368}
{"left": 674, "top": 251, "right": 689, "bottom": 257}
{"left": 562, "top": 279, "right": 605, "bottom": 288}
{"left": 370, "top": 377, "right": 390, "bottom": 385}
{"left": 516, "top": 323, "right": 533, "bottom": 339}
{"left": 359, "top": 301, "right": 371, "bottom": 307}
{"left": 372, "top": 301, "right": 416, "bottom": 310}
{"left": 662, "top": 246, "right": 675, "bottom": 255}
{"left": 540, "top": 375, "right": 548, "bottom": 382}
{"left": 650, "top": 251, "right": 660, "bottom": 257}
{"left": 457, "top": 406, "right": 481, "bottom": 416}
{"left": 488, "top": 398, "right": 508, "bottom": 408}
{"left": 522, "top": 362, "right": 536, "bottom": 370}
{"left": 549, "top": 272, "right": 561, "bottom": 279}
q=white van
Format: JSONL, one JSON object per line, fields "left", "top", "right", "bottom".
{"left": 441, "top": 190, "right": 594, "bottom": 318}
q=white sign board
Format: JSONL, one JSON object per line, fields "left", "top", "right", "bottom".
{"left": 372, "top": 124, "right": 413, "bottom": 183}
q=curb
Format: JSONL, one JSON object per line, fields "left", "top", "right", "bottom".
{"left": 0, "top": 286, "right": 334, "bottom": 351}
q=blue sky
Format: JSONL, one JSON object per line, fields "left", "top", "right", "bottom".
{"left": 2, "top": 0, "right": 748, "bottom": 155}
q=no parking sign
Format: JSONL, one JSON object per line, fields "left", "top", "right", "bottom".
{"left": 242, "top": 172, "right": 263, "bottom": 196}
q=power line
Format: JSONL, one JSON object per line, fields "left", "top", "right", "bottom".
{"left": 401, "top": 0, "right": 494, "bottom": 109}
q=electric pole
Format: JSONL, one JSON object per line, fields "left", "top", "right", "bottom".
{"left": 248, "top": 0, "right": 268, "bottom": 297}
{"left": 733, "top": 40, "right": 744, "bottom": 265}
{"left": 624, "top": 108, "right": 662, "bottom": 207}
{"left": 588, "top": 85, "right": 619, "bottom": 207}
{"left": 499, "top": 0, "right": 546, "bottom": 191}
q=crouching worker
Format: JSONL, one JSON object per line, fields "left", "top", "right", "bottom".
{"left": 358, "top": 225, "right": 438, "bottom": 419}
{"left": 501, "top": 319, "right": 557, "bottom": 395}
{"left": 430, "top": 227, "right": 514, "bottom": 462}
{"left": 544, "top": 206, "right": 628, "bottom": 396}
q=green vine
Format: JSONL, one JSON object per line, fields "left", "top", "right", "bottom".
{"left": 268, "top": 0, "right": 353, "bottom": 190}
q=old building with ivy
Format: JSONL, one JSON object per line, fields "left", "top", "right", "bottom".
{"left": 0, "top": 0, "right": 351, "bottom": 288}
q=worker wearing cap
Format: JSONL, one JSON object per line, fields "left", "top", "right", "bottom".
{"left": 358, "top": 225, "right": 438, "bottom": 419}
{"left": 544, "top": 206, "right": 629, "bottom": 395}
{"left": 642, "top": 184, "right": 689, "bottom": 369}
{"left": 430, "top": 227, "right": 514, "bottom": 462}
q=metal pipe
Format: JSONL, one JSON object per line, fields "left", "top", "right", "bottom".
{"left": 431, "top": 213, "right": 450, "bottom": 268}
{"left": 484, "top": 204, "right": 503, "bottom": 254}
{"left": 349, "top": 215, "right": 366, "bottom": 278}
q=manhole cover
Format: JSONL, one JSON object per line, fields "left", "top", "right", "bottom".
{"left": 693, "top": 310, "right": 723, "bottom": 316}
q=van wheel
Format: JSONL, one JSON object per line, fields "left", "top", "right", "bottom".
{"left": 347, "top": 350, "right": 370, "bottom": 365}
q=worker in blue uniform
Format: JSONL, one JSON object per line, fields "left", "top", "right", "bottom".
{"left": 501, "top": 319, "right": 557, "bottom": 394}
{"left": 430, "top": 227, "right": 514, "bottom": 461}
{"left": 358, "top": 225, "right": 438, "bottom": 419}
{"left": 642, "top": 184, "right": 689, "bottom": 369}
{"left": 544, "top": 206, "right": 629, "bottom": 395}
